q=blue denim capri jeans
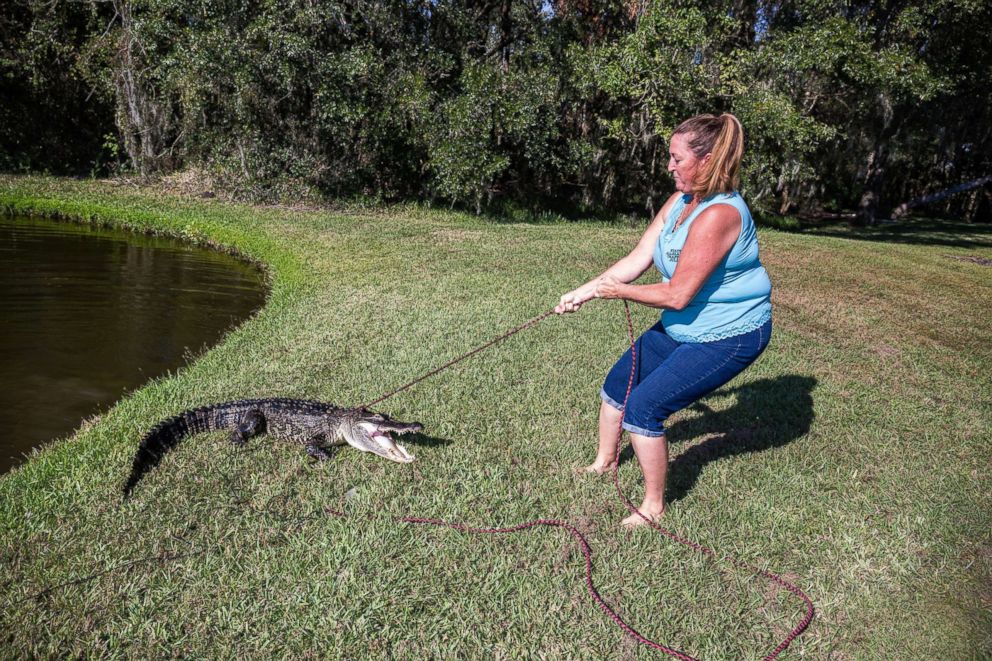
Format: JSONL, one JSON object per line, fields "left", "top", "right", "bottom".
{"left": 600, "top": 318, "right": 772, "bottom": 437}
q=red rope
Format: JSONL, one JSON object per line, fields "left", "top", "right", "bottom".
{"left": 359, "top": 303, "right": 814, "bottom": 658}
{"left": 362, "top": 308, "right": 557, "bottom": 409}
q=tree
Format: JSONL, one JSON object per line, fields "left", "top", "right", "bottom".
{"left": 2, "top": 0, "right": 988, "bottom": 222}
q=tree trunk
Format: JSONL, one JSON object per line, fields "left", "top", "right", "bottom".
{"left": 499, "top": 0, "right": 511, "bottom": 72}
{"left": 856, "top": 94, "right": 901, "bottom": 226}
{"left": 111, "top": 0, "right": 173, "bottom": 176}
{"left": 856, "top": 143, "right": 887, "bottom": 225}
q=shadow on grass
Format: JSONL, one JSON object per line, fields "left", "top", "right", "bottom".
{"left": 794, "top": 217, "right": 992, "bottom": 248}
{"left": 665, "top": 375, "right": 816, "bottom": 503}
{"left": 615, "top": 375, "right": 815, "bottom": 502}
{"left": 403, "top": 432, "right": 453, "bottom": 449}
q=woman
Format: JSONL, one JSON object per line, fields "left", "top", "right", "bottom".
{"left": 555, "top": 113, "right": 772, "bottom": 528}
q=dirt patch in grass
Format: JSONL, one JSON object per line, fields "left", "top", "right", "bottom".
{"left": 873, "top": 344, "right": 901, "bottom": 358}
{"left": 961, "top": 543, "right": 992, "bottom": 611}
{"left": 758, "top": 570, "right": 802, "bottom": 641}
{"left": 946, "top": 254, "right": 992, "bottom": 266}
{"left": 111, "top": 168, "right": 232, "bottom": 202}
{"left": 431, "top": 228, "right": 486, "bottom": 244}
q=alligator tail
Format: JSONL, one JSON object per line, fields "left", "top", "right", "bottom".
{"left": 122, "top": 404, "right": 229, "bottom": 498}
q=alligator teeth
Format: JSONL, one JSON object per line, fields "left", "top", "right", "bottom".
{"left": 371, "top": 431, "right": 415, "bottom": 462}
{"left": 390, "top": 443, "right": 415, "bottom": 463}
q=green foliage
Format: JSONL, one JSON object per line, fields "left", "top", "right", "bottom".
{"left": 595, "top": 4, "right": 719, "bottom": 131}
{"left": 0, "top": 0, "right": 117, "bottom": 174}
{"left": 427, "top": 61, "right": 561, "bottom": 212}
{"left": 560, "top": 3, "right": 719, "bottom": 213}
{"left": 1, "top": 0, "right": 989, "bottom": 220}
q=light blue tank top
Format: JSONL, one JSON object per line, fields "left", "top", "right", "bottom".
{"left": 652, "top": 192, "right": 772, "bottom": 342}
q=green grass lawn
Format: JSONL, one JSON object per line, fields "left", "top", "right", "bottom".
{"left": 1, "top": 175, "right": 989, "bottom": 659}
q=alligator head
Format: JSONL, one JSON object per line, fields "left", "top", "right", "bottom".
{"left": 341, "top": 408, "right": 422, "bottom": 463}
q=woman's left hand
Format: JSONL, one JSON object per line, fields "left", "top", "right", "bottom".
{"left": 594, "top": 275, "right": 623, "bottom": 300}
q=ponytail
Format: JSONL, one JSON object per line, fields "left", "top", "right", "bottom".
{"left": 672, "top": 113, "right": 744, "bottom": 198}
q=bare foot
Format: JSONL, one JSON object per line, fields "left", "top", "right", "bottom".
{"left": 621, "top": 505, "right": 665, "bottom": 529}
{"left": 577, "top": 461, "right": 616, "bottom": 475}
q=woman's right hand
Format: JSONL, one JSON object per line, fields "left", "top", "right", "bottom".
{"left": 555, "top": 283, "right": 597, "bottom": 314}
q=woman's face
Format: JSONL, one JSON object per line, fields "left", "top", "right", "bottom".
{"left": 668, "top": 133, "right": 710, "bottom": 195}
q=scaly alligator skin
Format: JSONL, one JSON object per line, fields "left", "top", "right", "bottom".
{"left": 123, "top": 398, "right": 422, "bottom": 496}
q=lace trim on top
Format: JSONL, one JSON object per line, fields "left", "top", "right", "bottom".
{"left": 665, "top": 308, "right": 772, "bottom": 343}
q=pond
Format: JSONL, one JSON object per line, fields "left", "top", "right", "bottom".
{"left": 0, "top": 215, "right": 267, "bottom": 474}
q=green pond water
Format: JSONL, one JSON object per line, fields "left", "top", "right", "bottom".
{"left": 0, "top": 215, "right": 267, "bottom": 474}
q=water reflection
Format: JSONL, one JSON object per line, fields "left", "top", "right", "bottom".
{"left": 0, "top": 215, "right": 267, "bottom": 474}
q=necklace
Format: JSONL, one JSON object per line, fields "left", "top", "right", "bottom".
{"left": 673, "top": 196, "right": 700, "bottom": 232}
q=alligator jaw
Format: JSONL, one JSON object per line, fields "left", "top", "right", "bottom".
{"left": 354, "top": 422, "right": 417, "bottom": 463}
{"left": 378, "top": 431, "right": 416, "bottom": 463}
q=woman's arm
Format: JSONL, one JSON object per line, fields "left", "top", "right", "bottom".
{"left": 595, "top": 203, "right": 741, "bottom": 310}
{"left": 556, "top": 193, "right": 682, "bottom": 314}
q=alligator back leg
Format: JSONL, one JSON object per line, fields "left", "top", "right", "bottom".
{"left": 230, "top": 409, "right": 266, "bottom": 446}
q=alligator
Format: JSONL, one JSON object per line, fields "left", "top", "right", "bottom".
{"left": 123, "top": 398, "right": 422, "bottom": 497}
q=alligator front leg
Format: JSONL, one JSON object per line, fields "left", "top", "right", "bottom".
{"left": 305, "top": 443, "right": 337, "bottom": 461}
{"left": 231, "top": 409, "right": 265, "bottom": 446}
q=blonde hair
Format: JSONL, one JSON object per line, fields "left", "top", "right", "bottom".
{"left": 672, "top": 113, "right": 744, "bottom": 198}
